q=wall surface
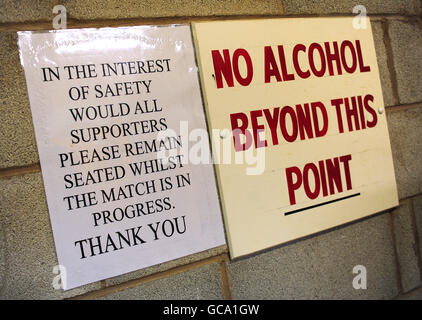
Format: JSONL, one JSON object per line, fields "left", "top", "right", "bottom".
{"left": 0, "top": 0, "right": 422, "bottom": 300}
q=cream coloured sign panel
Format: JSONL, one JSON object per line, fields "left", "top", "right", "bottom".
{"left": 193, "top": 17, "right": 398, "bottom": 258}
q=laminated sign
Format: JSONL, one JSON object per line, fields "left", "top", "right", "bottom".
{"left": 193, "top": 18, "right": 399, "bottom": 258}
{"left": 18, "top": 25, "right": 225, "bottom": 289}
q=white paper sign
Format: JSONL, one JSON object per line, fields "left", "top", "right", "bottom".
{"left": 18, "top": 25, "right": 225, "bottom": 290}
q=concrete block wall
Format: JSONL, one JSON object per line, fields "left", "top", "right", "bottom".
{"left": 0, "top": 0, "right": 421, "bottom": 300}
